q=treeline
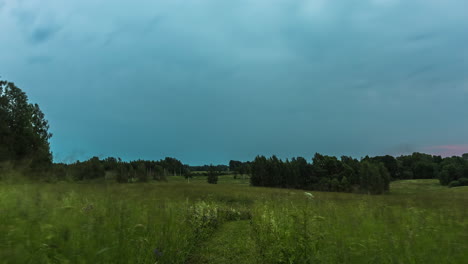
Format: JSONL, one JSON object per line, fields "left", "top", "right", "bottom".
{"left": 249, "top": 153, "right": 468, "bottom": 193}
{"left": 189, "top": 164, "right": 229, "bottom": 172}
{"left": 229, "top": 160, "right": 252, "bottom": 175}
{"left": 372, "top": 153, "right": 468, "bottom": 187}
{"left": 51, "top": 157, "right": 188, "bottom": 183}
{"left": 45, "top": 153, "right": 468, "bottom": 189}
{"left": 2, "top": 78, "right": 468, "bottom": 189}
{"left": 249, "top": 154, "right": 389, "bottom": 194}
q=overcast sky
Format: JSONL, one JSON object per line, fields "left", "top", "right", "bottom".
{"left": 1, "top": 0, "right": 467, "bottom": 164}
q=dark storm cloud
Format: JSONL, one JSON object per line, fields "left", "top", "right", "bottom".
{"left": 29, "top": 24, "right": 61, "bottom": 44}
{"left": 0, "top": 0, "right": 467, "bottom": 164}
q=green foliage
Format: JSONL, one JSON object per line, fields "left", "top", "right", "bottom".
{"left": 191, "top": 164, "right": 230, "bottom": 172}
{"left": 462, "top": 153, "right": 468, "bottom": 160}
{"left": 135, "top": 163, "right": 148, "bottom": 182}
{"left": 250, "top": 154, "right": 390, "bottom": 194}
{"left": 71, "top": 157, "right": 105, "bottom": 180}
{"left": 396, "top": 153, "right": 442, "bottom": 180}
{"left": 369, "top": 155, "right": 398, "bottom": 179}
{"left": 340, "top": 175, "right": 351, "bottom": 192}
{"left": 183, "top": 169, "right": 193, "bottom": 180}
{"left": 250, "top": 155, "right": 315, "bottom": 190}
{"left": 459, "top": 177, "right": 468, "bottom": 186}
{"left": 0, "top": 80, "right": 52, "bottom": 169}
{"left": 359, "top": 161, "right": 389, "bottom": 194}
{"left": 49, "top": 157, "right": 182, "bottom": 183}
{"left": 250, "top": 153, "right": 468, "bottom": 192}
{"left": 159, "top": 157, "right": 185, "bottom": 176}
{"left": 437, "top": 157, "right": 468, "bottom": 186}
{"left": 207, "top": 164, "right": 218, "bottom": 184}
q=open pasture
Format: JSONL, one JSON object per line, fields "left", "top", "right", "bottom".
{"left": 1, "top": 178, "right": 467, "bottom": 264}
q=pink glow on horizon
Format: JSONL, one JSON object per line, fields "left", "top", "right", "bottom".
{"left": 423, "top": 144, "right": 468, "bottom": 157}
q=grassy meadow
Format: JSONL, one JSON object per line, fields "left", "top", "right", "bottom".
{"left": 0, "top": 177, "right": 467, "bottom": 264}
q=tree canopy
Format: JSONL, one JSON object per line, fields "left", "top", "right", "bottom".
{"left": 250, "top": 154, "right": 390, "bottom": 194}
{"left": 0, "top": 80, "right": 52, "bottom": 168}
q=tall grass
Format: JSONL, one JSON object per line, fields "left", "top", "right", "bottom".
{"left": 0, "top": 179, "right": 467, "bottom": 263}
{"left": 250, "top": 195, "right": 467, "bottom": 263}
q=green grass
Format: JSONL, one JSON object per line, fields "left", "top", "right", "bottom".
{"left": 189, "top": 220, "right": 256, "bottom": 264}
{"left": 390, "top": 179, "right": 447, "bottom": 194}
{"left": 0, "top": 179, "right": 467, "bottom": 263}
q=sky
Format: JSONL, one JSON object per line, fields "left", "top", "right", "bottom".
{"left": 0, "top": 0, "right": 467, "bottom": 165}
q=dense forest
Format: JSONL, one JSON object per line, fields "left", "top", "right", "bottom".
{"left": 246, "top": 153, "right": 468, "bottom": 194}
{"left": 1, "top": 79, "right": 468, "bottom": 192}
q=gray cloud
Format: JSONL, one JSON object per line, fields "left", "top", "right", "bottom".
{"left": 29, "top": 24, "right": 61, "bottom": 44}
{"left": 1, "top": 0, "right": 468, "bottom": 164}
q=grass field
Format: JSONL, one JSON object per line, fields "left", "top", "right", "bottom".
{"left": 1, "top": 177, "right": 467, "bottom": 263}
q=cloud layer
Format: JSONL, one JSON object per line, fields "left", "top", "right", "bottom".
{"left": 1, "top": 0, "right": 467, "bottom": 163}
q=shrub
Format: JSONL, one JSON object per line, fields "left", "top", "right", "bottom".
{"left": 207, "top": 165, "right": 218, "bottom": 184}
{"left": 448, "top": 180, "right": 461, "bottom": 188}
{"left": 458, "top": 178, "right": 468, "bottom": 186}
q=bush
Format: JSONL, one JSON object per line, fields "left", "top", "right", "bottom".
{"left": 448, "top": 180, "right": 461, "bottom": 188}
{"left": 207, "top": 173, "right": 218, "bottom": 184}
{"left": 207, "top": 165, "right": 218, "bottom": 184}
{"left": 458, "top": 178, "right": 468, "bottom": 186}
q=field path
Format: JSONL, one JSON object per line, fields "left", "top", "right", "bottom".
{"left": 189, "top": 220, "right": 258, "bottom": 264}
